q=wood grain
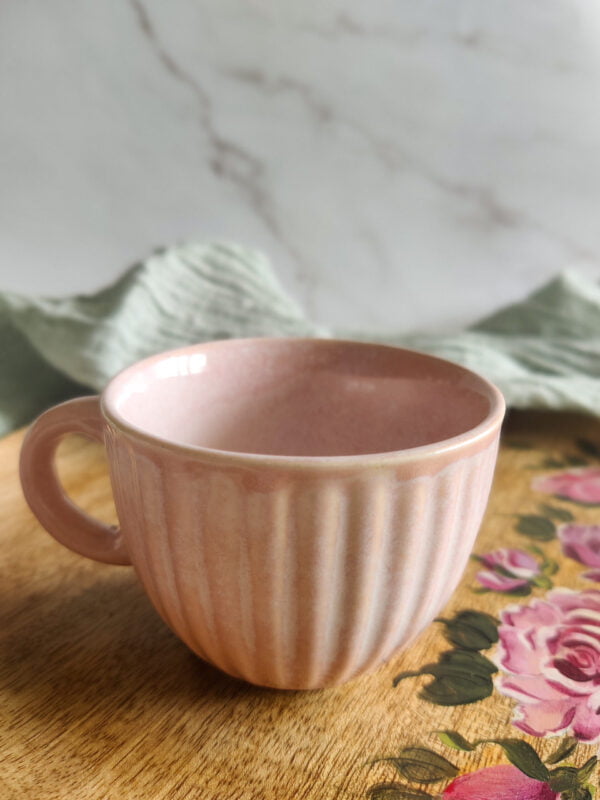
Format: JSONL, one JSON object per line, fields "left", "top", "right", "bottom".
{"left": 1, "top": 412, "right": 598, "bottom": 799}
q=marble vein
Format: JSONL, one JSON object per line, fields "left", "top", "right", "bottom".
{"left": 128, "top": 0, "right": 315, "bottom": 300}
{"left": 296, "top": 11, "right": 426, "bottom": 46}
{"left": 2, "top": 0, "right": 600, "bottom": 333}
{"left": 222, "top": 62, "right": 597, "bottom": 264}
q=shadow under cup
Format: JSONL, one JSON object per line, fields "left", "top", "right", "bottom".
{"left": 25, "top": 339, "right": 506, "bottom": 690}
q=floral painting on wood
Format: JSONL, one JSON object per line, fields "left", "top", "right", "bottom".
{"left": 364, "top": 439, "right": 600, "bottom": 800}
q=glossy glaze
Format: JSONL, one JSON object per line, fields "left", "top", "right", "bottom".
{"left": 20, "top": 338, "right": 505, "bottom": 689}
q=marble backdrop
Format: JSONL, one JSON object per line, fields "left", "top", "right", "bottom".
{"left": 1, "top": 0, "right": 600, "bottom": 332}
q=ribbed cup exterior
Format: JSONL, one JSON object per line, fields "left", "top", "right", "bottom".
{"left": 105, "top": 425, "right": 500, "bottom": 690}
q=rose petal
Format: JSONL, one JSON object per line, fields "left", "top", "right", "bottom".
{"left": 583, "top": 569, "right": 600, "bottom": 582}
{"left": 476, "top": 570, "right": 530, "bottom": 592}
{"left": 496, "top": 628, "right": 543, "bottom": 675}
{"left": 496, "top": 588, "right": 600, "bottom": 742}
{"left": 498, "top": 674, "right": 568, "bottom": 703}
{"left": 500, "top": 599, "right": 561, "bottom": 630}
{"left": 480, "top": 548, "right": 539, "bottom": 578}
{"left": 533, "top": 472, "right": 580, "bottom": 494}
{"left": 556, "top": 626, "right": 600, "bottom": 651}
{"left": 506, "top": 549, "right": 540, "bottom": 572}
{"left": 541, "top": 663, "right": 599, "bottom": 698}
{"left": 533, "top": 468, "right": 600, "bottom": 504}
{"left": 443, "top": 764, "right": 558, "bottom": 800}
{"left": 511, "top": 697, "right": 577, "bottom": 738}
{"left": 558, "top": 524, "right": 600, "bottom": 568}
{"left": 544, "top": 588, "right": 600, "bottom": 614}
{"left": 571, "top": 694, "right": 600, "bottom": 741}
{"left": 571, "top": 473, "right": 600, "bottom": 504}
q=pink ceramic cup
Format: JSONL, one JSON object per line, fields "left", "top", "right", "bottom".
{"left": 20, "top": 338, "right": 504, "bottom": 690}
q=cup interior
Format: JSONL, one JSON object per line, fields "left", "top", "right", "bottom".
{"left": 104, "top": 339, "right": 501, "bottom": 458}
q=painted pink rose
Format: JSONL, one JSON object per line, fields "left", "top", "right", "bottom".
{"left": 442, "top": 764, "right": 557, "bottom": 800}
{"left": 476, "top": 548, "right": 541, "bottom": 593}
{"left": 495, "top": 589, "right": 600, "bottom": 742}
{"left": 533, "top": 467, "right": 600, "bottom": 504}
{"left": 558, "top": 524, "right": 600, "bottom": 581}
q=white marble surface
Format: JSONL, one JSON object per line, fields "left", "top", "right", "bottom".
{"left": 1, "top": 0, "right": 600, "bottom": 332}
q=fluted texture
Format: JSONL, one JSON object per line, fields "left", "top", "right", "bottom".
{"left": 106, "top": 427, "right": 499, "bottom": 689}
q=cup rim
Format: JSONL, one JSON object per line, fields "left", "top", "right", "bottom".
{"left": 101, "top": 337, "right": 505, "bottom": 469}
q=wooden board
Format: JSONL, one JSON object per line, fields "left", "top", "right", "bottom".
{"left": 1, "top": 411, "right": 599, "bottom": 799}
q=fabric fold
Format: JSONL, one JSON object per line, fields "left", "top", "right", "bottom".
{"left": 2, "top": 242, "right": 599, "bottom": 436}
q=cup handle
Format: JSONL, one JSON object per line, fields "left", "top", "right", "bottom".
{"left": 19, "top": 395, "right": 131, "bottom": 565}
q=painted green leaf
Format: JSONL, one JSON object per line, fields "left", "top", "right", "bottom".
{"left": 549, "top": 758, "right": 597, "bottom": 797}
{"left": 526, "top": 543, "right": 546, "bottom": 557}
{"left": 565, "top": 455, "right": 589, "bottom": 467}
{"left": 540, "top": 458, "right": 569, "bottom": 469}
{"left": 555, "top": 496, "right": 600, "bottom": 508}
{"left": 549, "top": 766, "right": 579, "bottom": 792}
{"left": 435, "top": 730, "right": 475, "bottom": 751}
{"left": 436, "top": 610, "right": 499, "bottom": 650}
{"left": 481, "top": 739, "right": 549, "bottom": 782}
{"left": 434, "top": 649, "right": 498, "bottom": 675}
{"left": 367, "top": 784, "right": 433, "bottom": 800}
{"left": 393, "top": 650, "right": 497, "bottom": 706}
{"left": 515, "top": 515, "right": 556, "bottom": 542}
{"left": 545, "top": 736, "right": 578, "bottom": 765}
{"left": 504, "top": 584, "right": 533, "bottom": 596}
{"left": 434, "top": 734, "right": 549, "bottom": 783}
{"left": 419, "top": 671, "right": 494, "bottom": 706}
{"left": 560, "top": 788, "right": 592, "bottom": 800}
{"left": 392, "top": 670, "right": 424, "bottom": 686}
{"left": 576, "top": 438, "right": 600, "bottom": 459}
{"left": 576, "top": 756, "right": 597, "bottom": 783}
{"left": 544, "top": 559, "right": 560, "bottom": 576}
{"left": 393, "top": 649, "right": 496, "bottom": 686}
{"left": 531, "top": 574, "right": 553, "bottom": 590}
{"left": 390, "top": 748, "right": 458, "bottom": 783}
{"left": 538, "top": 503, "right": 575, "bottom": 522}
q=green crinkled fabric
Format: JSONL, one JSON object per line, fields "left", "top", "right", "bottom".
{"left": 2, "top": 241, "right": 599, "bottom": 436}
